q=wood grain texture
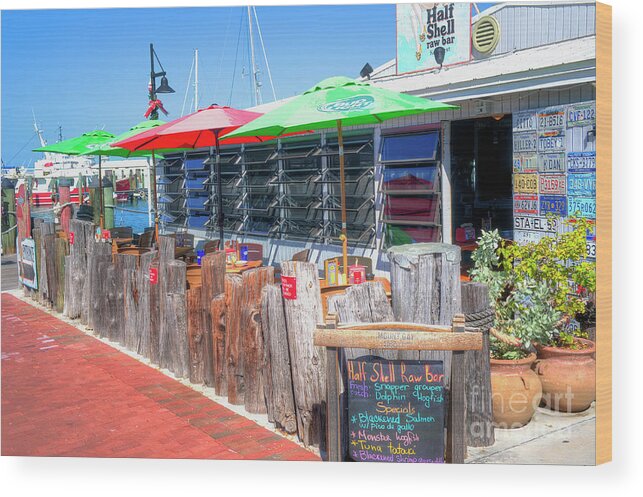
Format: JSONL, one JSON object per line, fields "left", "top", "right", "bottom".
{"left": 187, "top": 286, "right": 207, "bottom": 384}
{"left": 149, "top": 259, "right": 161, "bottom": 365}
{"left": 200, "top": 251, "right": 226, "bottom": 387}
{"left": 260, "top": 284, "right": 297, "bottom": 433}
{"left": 331, "top": 281, "right": 396, "bottom": 360}
{"left": 224, "top": 274, "right": 244, "bottom": 404}
{"left": 596, "top": 1, "right": 612, "bottom": 466}
{"left": 388, "top": 243, "right": 462, "bottom": 385}
{"left": 314, "top": 329, "right": 482, "bottom": 351}
{"left": 280, "top": 261, "right": 326, "bottom": 447}
{"left": 241, "top": 267, "right": 274, "bottom": 414}
{"left": 461, "top": 282, "right": 494, "bottom": 448}
{"left": 137, "top": 251, "right": 156, "bottom": 358}
{"left": 210, "top": 294, "right": 227, "bottom": 396}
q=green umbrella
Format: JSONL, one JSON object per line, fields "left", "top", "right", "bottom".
{"left": 33, "top": 129, "right": 115, "bottom": 155}
{"left": 34, "top": 129, "right": 116, "bottom": 228}
{"left": 226, "top": 76, "right": 458, "bottom": 279}
{"left": 78, "top": 120, "right": 167, "bottom": 158}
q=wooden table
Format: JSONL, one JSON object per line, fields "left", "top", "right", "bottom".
{"left": 225, "top": 260, "right": 263, "bottom": 274}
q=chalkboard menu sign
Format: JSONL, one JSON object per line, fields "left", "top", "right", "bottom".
{"left": 347, "top": 356, "right": 445, "bottom": 463}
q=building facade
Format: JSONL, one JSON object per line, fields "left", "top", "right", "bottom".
{"left": 160, "top": 1, "right": 597, "bottom": 274}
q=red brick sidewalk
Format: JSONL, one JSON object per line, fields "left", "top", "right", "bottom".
{"left": 1, "top": 293, "right": 319, "bottom": 461}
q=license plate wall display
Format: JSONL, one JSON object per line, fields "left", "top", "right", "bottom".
{"left": 512, "top": 101, "right": 596, "bottom": 246}
{"left": 513, "top": 154, "right": 538, "bottom": 173}
{"left": 513, "top": 195, "right": 538, "bottom": 215}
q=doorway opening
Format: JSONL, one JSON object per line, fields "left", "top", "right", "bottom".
{"left": 450, "top": 116, "right": 513, "bottom": 267}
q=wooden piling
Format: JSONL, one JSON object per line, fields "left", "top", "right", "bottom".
{"left": 224, "top": 274, "right": 244, "bottom": 405}
{"left": 280, "top": 261, "right": 326, "bottom": 447}
{"left": 160, "top": 260, "right": 189, "bottom": 378}
{"left": 462, "top": 281, "right": 495, "bottom": 448}
{"left": 187, "top": 286, "right": 207, "bottom": 384}
{"left": 388, "top": 243, "right": 462, "bottom": 385}
{"left": 137, "top": 251, "right": 156, "bottom": 358}
{"left": 241, "top": 266, "right": 274, "bottom": 414}
{"left": 200, "top": 251, "right": 226, "bottom": 387}
{"left": 260, "top": 284, "right": 297, "bottom": 434}
{"left": 210, "top": 294, "right": 227, "bottom": 396}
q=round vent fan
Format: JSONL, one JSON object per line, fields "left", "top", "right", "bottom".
{"left": 473, "top": 16, "right": 500, "bottom": 54}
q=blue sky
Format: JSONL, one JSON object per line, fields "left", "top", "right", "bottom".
{"left": 2, "top": 3, "right": 495, "bottom": 168}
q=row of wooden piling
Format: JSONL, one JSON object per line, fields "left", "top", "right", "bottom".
{"left": 24, "top": 219, "right": 332, "bottom": 449}
{"left": 23, "top": 221, "right": 495, "bottom": 454}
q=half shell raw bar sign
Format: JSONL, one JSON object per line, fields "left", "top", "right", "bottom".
{"left": 347, "top": 356, "right": 445, "bottom": 463}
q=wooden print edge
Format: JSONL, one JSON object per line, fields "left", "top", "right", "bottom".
{"left": 596, "top": 1, "right": 612, "bottom": 466}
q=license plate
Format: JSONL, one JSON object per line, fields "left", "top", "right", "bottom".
{"left": 513, "top": 173, "right": 538, "bottom": 193}
{"left": 513, "top": 111, "right": 537, "bottom": 132}
{"left": 567, "top": 196, "right": 596, "bottom": 219}
{"left": 586, "top": 240, "right": 597, "bottom": 259}
{"left": 514, "top": 215, "right": 560, "bottom": 233}
{"left": 538, "top": 134, "right": 566, "bottom": 152}
{"left": 567, "top": 173, "right": 596, "bottom": 196}
{"left": 514, "top": 230, "right": 553, "bottom": 245}
{"left": 567, "top": 102, "right": 595, "bottom": 127}
{"left": 513, "top": 195, "right": 538, "bottom": 214}
{"left": 513, "top": 132, "right": 537, "bottom": 153}
{"left": 513, "top": 154, "right": 537, "bottom": 173}
{"left": 567, "top": 152, "right": 596, "bottom": 172}
{"left": 538, "top": 109, "right": 566, "bottom": 131}
{"left": 539, "top": 153, "right": 566, "bottom": 173}
{"left": 539, "top": 195, "right": 567, "bottom": 216}
{"left": 539, "top": 174, "right": 566, "bottom": 195}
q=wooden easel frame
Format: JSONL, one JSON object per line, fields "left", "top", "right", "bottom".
{"left": 313, "top": 314, "right": 482, "bottom": 464}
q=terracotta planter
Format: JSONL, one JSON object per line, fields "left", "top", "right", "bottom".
{"left": 534, "top": 338, "right": 596, "bottom": 413}
{"left": 186, "top": 264, "right": 202, "bottom": 289}
{"left": 490, "top": 353, "right": 542, "bottom": 429}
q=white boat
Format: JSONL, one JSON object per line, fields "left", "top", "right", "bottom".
{"left": 24, "top": 119, "right": 149, "bottom": 207}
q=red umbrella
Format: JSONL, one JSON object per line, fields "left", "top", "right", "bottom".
{"left": 114, "top": 105, "right": 281, "bottom": 243}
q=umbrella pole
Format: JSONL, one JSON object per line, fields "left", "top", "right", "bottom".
{"left": 151, "top": 151, "right": 159, "bottom": 244}
{"left": 98, "top": 155, "right": 104, "bottom": 229}
{"left": 337, "top": 120, "right": 349, "bottom": 283}
{"left": 146, "top": 157, "right": 153, "bottom": 229}
{"left": 215, "top": 132, "right": 225, "bottom": 245}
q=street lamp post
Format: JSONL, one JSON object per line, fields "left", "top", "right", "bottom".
{"left": 147, "top": 43, "right": 175, "bottom": 242}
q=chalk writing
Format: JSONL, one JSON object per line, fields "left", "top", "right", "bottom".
{"left": 348, "top": 356, "right": 445, "bottom": 463}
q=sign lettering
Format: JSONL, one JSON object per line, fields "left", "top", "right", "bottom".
{"left": 396, "top": 3, "right": 471, "bottom": 74}
{"left": 282, "top": 276, "right": 297, "bottom": 300}
{"left": 513, "top": 195, "right": 538, "bottom": 215}
{"left": 567, "top": 196, "right": 596, "bottom": 219}
{"left": 539, "top": 174, "right": 566, "bottom": 195}
{"left": 513, "top": 132, "right": 537, "bottom": 153}
{"left": 348, "top": 357, "right": 445, "bottom": 464}
{"left": 567, "top": 173, "right": 596, "bottom": 197}
{"left": 513, "top": 154, "right": 537, "bottom": 173}
{"left": 513, "top": 173, "right": 538, "bottom": 194}
{"left": 514, "top": 215, "right": 560, "bottom": 233}
{"left": 567, "top": 152, "right": 596, "bottom": 173}
{"left": 539, "top": 195, "right": 568, "bottom": 217}
{"left": 567, "top": 103, "right": 596, "bottom": 127}
{"left": 539, "top": 153, "right": 566, "bottom": 173}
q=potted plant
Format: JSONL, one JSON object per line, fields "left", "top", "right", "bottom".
{"left": 469, "top": 231, "right": 547, "bottom": 429}
{"left": 471, "top": 217, "right": 597, "bottom": 415}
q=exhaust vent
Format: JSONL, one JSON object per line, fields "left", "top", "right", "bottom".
{"left": 473, "top": 16, "right": 500, "bottom": 54}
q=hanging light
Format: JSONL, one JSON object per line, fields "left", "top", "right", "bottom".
{"left": 156, "top": 75, "right": 175, "bottom": 94}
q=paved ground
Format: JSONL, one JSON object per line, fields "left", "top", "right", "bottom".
{"left": 0, "top": 293, "right": 319, "bottom": 461}
{"left": 466, "top": 406, "right": 595, "bottom": 465}
{"left": 1, "top": 254, "right": 19, "bottom": 292}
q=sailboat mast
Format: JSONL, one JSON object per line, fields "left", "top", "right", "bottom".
{"left": 247, "top": 5, "right": 261, "bottom": 106}
{"left": 194, "top": 48, "right": 199, "bottom": 112}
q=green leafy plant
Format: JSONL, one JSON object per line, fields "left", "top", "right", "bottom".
{"left": 470, "top": 217, "right": 596, "bottom": 359}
